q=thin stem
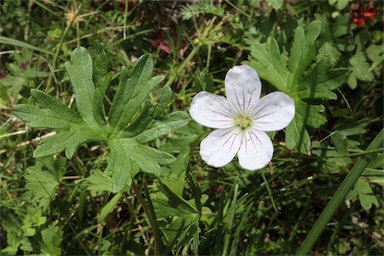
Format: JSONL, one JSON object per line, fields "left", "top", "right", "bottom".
{"left": 164, "top": 45, "right": 200, "bottom": 88}
{"left": 206, "top": 44, "right": 211, "bottom": 70}
{"left": 123, "top": 0, "right": 129, "bottom": 39}
{"left": 300, "top": 148, "right": 384, "bottom": 159}
{"left": 46, "top": 8, "right": 77, "bottom": 90}
{"left": 297, "top": 129, "right": 383, "bottom": 255}
{"left": 261, "top": 170, "right": 279, "bottom": 212}
{"left": 221, "top": 179, "right": 239, "bottom": 256}
{"left": 0, "top": 178, "right": 21, "bottom": 216}
{"left": 131, "top": 180, "right": 160, "bottom": 255}
{"left": 337, "top": 88, "right": 352, "bottom": 112}
{"left": 224, "top": 0, "right": 251, "bottom": 18}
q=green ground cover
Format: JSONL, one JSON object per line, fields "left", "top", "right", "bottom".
{"left": 0, "top": 0, "right": 383, "bottom": 255}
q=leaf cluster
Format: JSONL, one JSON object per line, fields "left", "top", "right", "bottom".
{"left": 13, "top": 47, "right": 190, "bottom": 193}
{"left": 247, "top": 20, "right": 350, "bottom": 153}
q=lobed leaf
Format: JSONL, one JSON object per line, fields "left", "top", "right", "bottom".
{"left": 23, "top": 162, "right": 59, "bottom": 211}
{"left": 288, "top": 20, "right": 321, "bottom": 84}
{"left": 104, "top": 140, "right": 135, "bottom": 192}
{"left": 34, "top": 129, "right": 104, "bottom": 159}
{"left": 119, "top": 86, "right": 173, "bottom": 138}
{"left": 40, "top": 225, "right": 63, "bottom": 256}
{"left": 14, "top": 47, "right": 189, "bottom": 193}
{"left": 348, "top": 179, "right": 379, "bottom": 211}
{"left": 134, "top": 111, "right": 191, "bottom": 144}
{"left": 65, "top": 47, "right": 99, "bottom": 129}
{"left": 93, "top": 51, "right": 113, "bottom": 126}
{"left": 248, "top": 38, "right": 288, "bottom": 92}
{"left": 85, "top": 170, "right": 113, "bottom": 192}
{"left": 13, "top": 89, "right": 83, "bottom": 129}
{"left": 296, "top": 61, "right": 349, "bottom": 100}
{"left": 106, "top": 139, "right": 175, "bottom": 192}
{"left": 108, "top": 55, "right": 165, "bottom": 138}
{"left": 247, "top": 20, "right": 348, "bottom": 153}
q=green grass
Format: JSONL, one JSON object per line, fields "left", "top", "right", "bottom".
{"left": 1, "top": 0, "right": 383, "bottom": 255}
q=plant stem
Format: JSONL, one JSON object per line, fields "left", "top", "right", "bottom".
{"left": 221, "top": 179, "right": 239, "bottom": 256}
{"left": 261, "top": 171, "right": 279, "bottom": 212}
{"left": 131, "top": 181, "right": 161, "bottom": 255}
{"left": 46, "top": 9, "right": 76, "bottom": 90}
{"left": 0, "top": 178, "right": 21, "bottom": 216}
{"left": 164, "top": 45, "right": 200, "bottom": 88}
{"left": 297, "top": 128, "right": 383, "bottom": 255}
{"left": 300, "top": 148, "right": 384, "bottom": 159}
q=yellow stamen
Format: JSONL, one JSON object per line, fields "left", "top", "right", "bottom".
{"left": 234, "top": 114, "right": 252, "bottom": 130}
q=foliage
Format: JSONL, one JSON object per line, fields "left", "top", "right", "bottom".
{"left": 1, "top": 0, "right": 383, "bottom": 255}
{"left": 13, "top": 48, "right": 190, "bottom": 193}
{"left": 247, "top": 20, "right": 350, "bottom": 153}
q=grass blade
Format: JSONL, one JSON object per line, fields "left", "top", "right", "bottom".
{"left": 297, "top": 128, "right": 384, "bottom": 255}
{"left": 0, "top": 36, "right": 53, "bottom": 55}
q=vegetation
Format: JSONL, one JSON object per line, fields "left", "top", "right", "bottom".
{"left": 0, "top": 0, "right": 382, "bottom": 255}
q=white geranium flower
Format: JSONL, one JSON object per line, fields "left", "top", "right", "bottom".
{"left": 189, "top": 65, "right": 295, "bottom": 170}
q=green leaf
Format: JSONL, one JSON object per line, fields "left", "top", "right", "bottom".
{"left": 315, "top": 13, "right": 355, "bottom": 67}
{"left": 14, "top": 47, "right": 188, "bottom": 193}
{"left": 1, "top": 214, "right": 22, "bottom": 255}
{"left": 348, "top": 179, "right": 379, "bottom": 211}
{"left": 349, "top": 52, "right": 374, "bottom": 80}
{"left": 65, "top": 47, "right": 99, "bottom": 129}
{"left": 121, "top": 86, "right": 175, "bottom": 138}
{"left": 108, "top": 55, "right": 165, "bottom": 138}
{"left": 40, "top": 225, "right": 63, "bottom": 256}
{"left": 332, "top": 131, "right": 348, "bottom": 155}
{"left": 84, "top": 170, "right": 113, "bottom": 192}
{"left": 288, "top": 21, "right": 321, "bottom": 84}
{"left": 134, "top": 111, "right": 190, "bottom": 143}
{"left": 297, "top": 129, "right": 384, "bottom": 254}
{"left": 22, "top": 208, "right": 46, "bottom": 237}
{"left": 317, "top": 42, "right": 341, "bottom": 66}
{"left": 111, "top": 157, "right": 133, "bottom": 193}
{"left": 160, "top": 214, "right": 199, "bottom": 251}
{"left": 346, "top": 44, "right": 383, "bottom": 89}
{"left": 23, "top": 162, "right": 61, "bottom": 210}
{"left": 37, "top": 156, "right": 67, "bottom": 181}
{"left": 155, "top": 180, "right": 198, "bottom": 218}
{"left": 336, "top": 0, "right": 349, "bottom": 10}
{"left": 107, "top": 139, "right": 175, "bottom": 176}
{"left": 34, "top": 129, "right": 104, "bottom": 159}
{"left": 98, "top": 193, "right": 123, "bottom": 221}
{"left": 13, "top": 89, "right": 105, "bottom": 159}
{"left": 0, "top": 36, "right": 54, "bottom": 55}
{"left": 14, "top": 90, "right": 84, "bottom": 129}
{"left": 285, "top": 111, "right": 311, "bottom": 152}
{"left": 105, "top": 138, "right": 175, "bottom": 192}
{"left": 267, "top": 0, "right": 283, "bottom": 10}
{"left": 93, "top": 51, "right": 113, "bottom": 126}
{"left": 1, "top": 76, "right": 25, "bottom": 94}
{"left": 296, "top": 61, "right": 348, "bottom": 100}
{"left": 247, "top": 21, "right": 349, "bottom": 153}
{"left": 20, "top": 238, "right": 33, "bottom": 253}
{"left": 248, "top": 37, "right": 288, "bottom": 92}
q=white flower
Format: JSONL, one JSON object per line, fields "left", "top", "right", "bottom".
{"left": 189, "top": 65, "right": 295, "bottom": 170}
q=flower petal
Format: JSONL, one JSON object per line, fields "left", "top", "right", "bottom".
{"left": 190, "top": 91, "right": 235, "bottom": 129}
{"left": 252, "top": 92, "right": 295, "bottom": 131}
{"left": 238, "top": 130, "right": 273, "bottom": 170}
{"left": 225, "top": 65, "right": 261, "bottom": 114}
{"left": 200, "top": 128, "right": 242, "bottom": 168}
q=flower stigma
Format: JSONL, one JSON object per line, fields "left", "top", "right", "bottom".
{"left": 234, "top": 114, "right": 253, "bottom": 130}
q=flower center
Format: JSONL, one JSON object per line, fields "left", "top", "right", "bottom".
{"left": 234, "top": 114, "right": 253, "bottom": 130}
